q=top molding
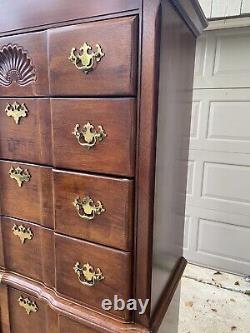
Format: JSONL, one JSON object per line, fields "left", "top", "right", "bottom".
{"left": 171, "top": 0, "right": 208, "bottom": 36}
{"left": 0, "top": 0, "right": 206, "bottom": 37}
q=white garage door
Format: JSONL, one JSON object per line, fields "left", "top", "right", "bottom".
{"left": 184, "top": 26, "right": 250, "bottom": 275}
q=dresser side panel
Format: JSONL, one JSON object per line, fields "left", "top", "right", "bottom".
{"left": 151, "top": 0, "right": 196, "bottom": 313}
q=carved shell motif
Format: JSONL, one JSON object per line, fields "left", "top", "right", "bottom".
{"left": 0, "top": 44, "right": 36, "bottom": 87}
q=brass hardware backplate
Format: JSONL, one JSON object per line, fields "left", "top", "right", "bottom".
{"left": 73, "top": 196, "right": 105, "bottom": 220}
{"left": 18, "top": 296, "right": 38, "bottom": 315}
{"left": 9, "top": 166, "right": 31, "bottom": 187}
{"left": 12, "top": 224, "right": 33, "bottom": 244}
{"left": 5, "top": 101, "right": 28, "bottom": 124}
{"left": 69, "top": 42, "right": 104, "bottom": 74}
{"left": 74, "top": 262, "right": 104, "bottom": 287}
{"left": 73, "top": 122, "right": 106, "bottom": 149}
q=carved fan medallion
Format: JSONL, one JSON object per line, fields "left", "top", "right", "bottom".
{"left": 0, "top": 44, "right": 36, "bottom": 87}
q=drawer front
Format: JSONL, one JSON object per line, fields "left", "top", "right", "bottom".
{"left": 8, "top": 288, "right": 55, "bottom": 333}
{"left": 0, "top": 161, "right": 53, "bottom": 228}
{"left": 53, "top": 170, "right": 133, "bottom": 251}
{"left": 0, "top": 98, "right": 52, "bottom": 164}
{"left": 51, "top": 98, "right": 136, "bottom": 177}
{"left": 59, "top": 317, "right": 99, "bottom": 333}
{"left": 0, "top": 217, "right": 55, "bottom": 287}
{"left": 49, "top": 16, "right": 138, "bottom": 96}
{"left": 55, "top": 234, "right": 132, "bottom": 321}
{"left": 0, "top": 32, "right": 48, "bottom": 96}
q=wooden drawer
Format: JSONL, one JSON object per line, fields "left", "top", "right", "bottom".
{"left": 51, "top": 98, "right": 136, "bottom": 177}
{"left": 53, "top": 170, "right": 133, "bottom": 251}
{"left": 0, "top": 32, "right": 48, "bottom": 96}
{"left": 59, "top": 317, "right": 99, "bottom": 333}
{"left": 48, "top": 16, "right": 138, "bottom": 96}
{"left": 0, "top": 161, "right": 53, "bottom": 228}
{"left": 55, "top": 234, "right": 132, "bottom": 321}
{"left": 8, "top": 288, "right": 56, "bottom": 333}
{"left": 0, "top": 217, "right": 55, "bottom": 287}
{"left": 0, "top": 98, "right": 52, "bottom": 164}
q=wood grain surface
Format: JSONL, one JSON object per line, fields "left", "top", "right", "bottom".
{"left": 53, "top": 169, "right": 134, "bottom": 250}
{"left": 51, "top": 98, "right": 136, "bottom": 176}
{"left": 0, "top": 217, "right": 55, "bottom": 288}
{"left": 55, "top": 234, "right": 132, "bottom": 321}
{"left": 0, "top": 161, "right": 53, "bottom": 228}
{"left": 0, "top": 98, "right": 52, "bottom": 164}
{"left": 48, "top": 16, "right": 138, "bottom": 96}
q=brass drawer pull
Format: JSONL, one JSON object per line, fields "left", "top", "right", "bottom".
{"left": 12, "top": 224, "right": 33, "bottom": 244}
{"left": 73, "top": 196, "right": 105, "bottom": 221}
{"left": 72, "top": 122, "right": 106, "bottom": 149}
{"left": 18, "top": 296, "right": 38, "bottom": 315}
{"left": 5, "top": 101, "right": 28, "bottom": 124}
{"left": 74, "top": 262, "right": 104, "bottom": 287}
{"left": 9, "top": 166, "right": 31, "bottom": 187}
{"left": 69, "top": 42, "right": 104, "bottom": 74}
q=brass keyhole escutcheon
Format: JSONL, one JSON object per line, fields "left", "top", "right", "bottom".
{"left": 69, "top": 42, "right": 104, "bottom": 74}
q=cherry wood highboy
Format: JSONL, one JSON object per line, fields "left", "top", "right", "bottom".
{"left": 0, "top": 1, "right": 206, "bottom": 332}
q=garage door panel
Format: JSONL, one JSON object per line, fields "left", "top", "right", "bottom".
{"left": 194, "top": 28, "right": 250, "bottom": 88}
{"left": 198, "top": 218, "right": 250, "bottom": 263}
{"left": 208, "top": 101, "right": 250, "bottom": 141}
{"left": 184, "top": 206, "right": 250, "bottom": 274}
{"left": 183, "top": 216, "right": 191, "bottom": 250}
{"left": 194, "top": 36, "right": 207, "bottom": 77}
{"left": 202, "top": 162, "right": 250, "bottom": 204}
{"left": 190, "top": 89, "right": 250, "bottom": 154}
{"left": 190, "top": 101, "right": 201, "bottom": 139}
{"left": 187, "top": 150, "right": 250, "bottom": 216}
{"left": 186, "top": 160, "right": 195, "bottom": 196}
{"left": 186, "top": 26, "right": 250, "bottom": 275}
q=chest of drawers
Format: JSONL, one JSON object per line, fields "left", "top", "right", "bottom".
{"left": 0, "top": 1, "right": 206, "bottom": 332}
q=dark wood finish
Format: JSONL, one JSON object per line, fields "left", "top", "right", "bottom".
{"left": 0, "top": 1, "right": 141, "bottom": 35}
{"left": 0, "top": 32, "right": 48, "bottom": 96}
{"left": 0, "top": 98, "right": 52, "bottom": 164}
{"left": 150, "top": 0, "right": 196, "bottom": 316}
{"left": 53, "top": 170, "right": 133, "bottom": 250}
{"left": 134, "top": 0, "right": 204, "bottom": 328}
{"left": 0, "top": 284, "right": 11, "bottom": 333}
{"left": 0, "top": 1, "right": 206, "bottom": 332}
{"left": 151, "top": 258, "right": 186, "bottom": 332}
{"left": 55, "top": 234, "right": 132, "bottom": 321}
{"left": 59, "top": 316, "right": 99, "bottom": 333}
{"left": 0, "top": 271, "right": 149, "bottom": 333}
{"left": 51, "top": 99, "right": 136, "bottom": 177}
{"left": 0, "top": 217, "right": 55, "bottom": 288}
{"left": 0, "top": 217, "right": 4, "bottom": 270}
{"left": 157, "top": 282, "right": 181, "bottom": 333}
{"left": 49, "top": 16, "right": 138, "bottom": 96}
{"left": 0, "top": 161, "right": 53, "bottom": 228}
{"left": 134, "top": 0, "right": 161, "bottom": 326}
{"left": 8, "top": 288, "right": 55, "bottom": 333}
{"left": 171, "top": 0, "right": 207, "bottom": 36}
